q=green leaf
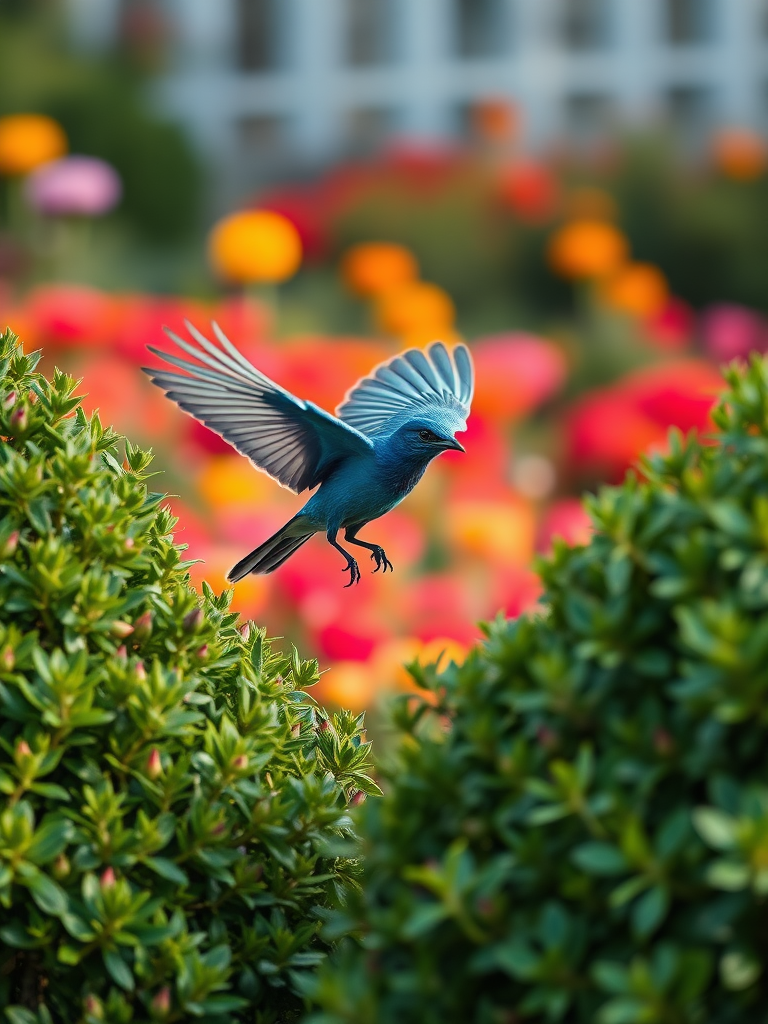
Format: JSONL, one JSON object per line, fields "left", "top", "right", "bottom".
{"left": 597, "top": 997, "right": 648, "bottom": 1024}
{"left": 693, "top": 807, "right": 737, "bottom": 850}
{"left": 144, "top": 857, "right": 189, "bottom": 885}
{"left": 26, "top": 819, "right": 73, "bottom": 864}
{"left": 5, "top": 1008, "right": 39, "bottom": 1024}
{"left": 631, "top": 885, "right": 669, "bottom": 939}
{"left": 197, "top": 996, "right": 250, "bottom": 1012}
{"left": 103, "top": 949, "right": 134, "bottom": 991}
{"left": 572, "top": 843, "right": 628, "bottom": 876}
{"left": 707, "top": 860, "right": 751, "bottom": 891}
{"left": 0, "top": 922, "right": 39, "bottom": 949}
{"left": 720, "top": 950, "right": 761, "bottom": 991}
{"left": 24, "top": 870, "right": 68, "bottom": 917}
{"left": 592, "top": 961, "right": 630, "bottom": 995}
{"left": 401, "top": 902, "right": 449, "bottom": 939}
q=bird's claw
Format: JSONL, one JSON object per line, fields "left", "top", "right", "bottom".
{"left": 370, "top": 547, "right": 394, "bottom": 574}
{"left": 343, "top": 559, "right": 361, "bottom": 587}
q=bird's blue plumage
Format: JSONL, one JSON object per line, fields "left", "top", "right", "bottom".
{"left": 143, "top": 323, "right": 473, "bottom": 586}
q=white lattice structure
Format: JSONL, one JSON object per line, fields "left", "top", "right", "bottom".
{"left": 68, "top": 0, "right": 768, "bottom": 195}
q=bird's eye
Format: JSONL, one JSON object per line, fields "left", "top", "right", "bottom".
{"left": 419, "top": 429, "right": 434, "bottom": 442}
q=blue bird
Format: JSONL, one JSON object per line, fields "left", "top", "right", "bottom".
{"left": 143, "top": 322, "right": 474, "bottom": 587}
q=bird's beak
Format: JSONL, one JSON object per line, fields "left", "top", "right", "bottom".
{"left": 445, "top": 436, "right": 465, "bottom": 453}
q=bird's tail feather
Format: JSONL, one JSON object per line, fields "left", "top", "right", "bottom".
{"left": 227, "top": 518, "right": 313, "bottom": 582}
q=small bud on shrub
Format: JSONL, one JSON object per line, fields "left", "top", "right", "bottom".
{"left": 182, "top": 607, "right": 203, "bottom": 634}
{"left": 100, "top": 866, "right": 116, "bottom": 890}
{"left": 239, "top": 621, "right": 251, "bottom": 641}
{"left": 350, "top": 790, "right": 366, "bottom": 806}
{"left": 0, "top": 530, "right": 19, "bottom": 558}
{"left": 133, "top": 609, "right": 153, "bottom": 639}
{"left": 147, "top": 747, "right": 162, "bottom": 779}
{"left": 150, "top": 986, "right": 171, "bottom": 1019}
{"left": 1, "top": 646, "right": 15, "bottom": 672}
{"left": 110, "top": 620, "right": 134, "bottom": 639}
{"left": 53, "top": 854, "right": 70, "bottom": 880}
{"left": 16, "top": 739, "right": 31, "bottom": 758}
{"left": 84, "top": 995, "right": 104, "bottom": 1020}
{"left": 9, "top": 405, "right": 27, "bottom": 432}
{"left": 3, "top": 389, "right": 17, "bottom": 410}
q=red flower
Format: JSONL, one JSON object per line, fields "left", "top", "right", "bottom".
{"left": 497, "top": 161, "right": 560, "bottom": 223}
{"left": 565, "top": 360, "right": 723, "bottom": 481}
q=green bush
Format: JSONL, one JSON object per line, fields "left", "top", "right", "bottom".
{"left": 0, "top": 329, "right": 377, "bottom": 1023}
{"left": 310, "top": 355, "right": 768, "bottom": 1024}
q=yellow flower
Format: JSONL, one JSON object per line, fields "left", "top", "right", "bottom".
{"left": 208, "top": 210, "right": 302, "bottom": 284}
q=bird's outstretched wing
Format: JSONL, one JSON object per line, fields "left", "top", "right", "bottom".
{"left": 143, "top": 322, "right": 373, "bottom": 494}
{"left": 336, "top": 341, "right": 474, "bottom": 438}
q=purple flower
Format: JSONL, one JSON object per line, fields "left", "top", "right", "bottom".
{"left": 701, "top": 304, "right": 768, "bottom": 362}
{"left": 25, "top": 155, "right": 122, "bottom": 216}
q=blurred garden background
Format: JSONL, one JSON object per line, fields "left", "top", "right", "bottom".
{"left": 2, "top": 0, "right": 768, "bottom": 709}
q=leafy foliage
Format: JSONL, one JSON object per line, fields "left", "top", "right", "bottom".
{"left": 310, "top": 355, "right": 768, "bottom": 1023}
{"left": 0, "top": 330, "right": 377, "bottom": 1023}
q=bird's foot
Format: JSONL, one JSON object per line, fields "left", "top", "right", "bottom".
{"left": 343, "top": 558, "right": 361, "bottom": 587}
{"left": 370, "top": 546, "right": 394, "bottom": 573}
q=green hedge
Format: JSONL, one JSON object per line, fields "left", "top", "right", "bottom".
{"left": 309, "top": 355, "right": 768, "bottom": 1023}
{"left": 0, "top": 329, "right": 376, "bottom": 1023}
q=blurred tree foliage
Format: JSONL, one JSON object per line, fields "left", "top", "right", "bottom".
{"left": 0, "top": 0, "right": 201, "bottom": 243}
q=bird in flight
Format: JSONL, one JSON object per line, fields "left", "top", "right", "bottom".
{"left": 144, "top": 323, "right": 473, "bottom": 587}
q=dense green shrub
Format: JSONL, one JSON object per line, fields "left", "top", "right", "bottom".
{"left": 0, "top": 329, "right": 377, "bottom": 1023}
{"left": 310, "top": 355, "right": 768, "bottom": 1024}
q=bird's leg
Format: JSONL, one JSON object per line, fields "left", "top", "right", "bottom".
{"left": 327, "top": 530, "right": 361, "bottom": 587}
{"left": 344, "top": 525, "right": 394, "bottom": 574}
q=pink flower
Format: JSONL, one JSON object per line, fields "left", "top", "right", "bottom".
{"left": 700, "top": 304, "right": 768, "bottom": 363}
{"left": 472, "top": 334, "right": 568, "bottom": 421}
{"left": 25, "top": 156, "right": 122, "bottom": 216}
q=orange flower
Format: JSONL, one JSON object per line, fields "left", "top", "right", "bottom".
{"left": 341, "top": 242, "right": 418, "bottom": 298}
{"left": 446, "top": 498, "right": 536, "bottom": 566}
{"left": 0, "top": 114, "right": 67, "bottom": 176}
{"left": 208, "top": 210, "right": 302, "bottom": 284}
{"left": 314, "top": 660, "right": 377, "bottom": 712}
{"left": 600, "top": 262, "right": 669, "bottom": 319}
{"left": 711, "top": 128, "right": 767, "bottom": 181}
{"left": 471, "top": 98, "right": 519, "bottom": 144}
{"left": 376, "top": 281, "right": 455, "bottom": 337}
{"left": 548, "top": 219, "right": 628, "bottom": 280}
{"left": 197, "top": 454, "right": 274, "bottom": 510}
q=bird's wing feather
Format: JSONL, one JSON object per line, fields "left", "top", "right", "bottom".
{"left": 336, "top": 341, "right": 474, "bottom": 437}
{"left": 143, "top": 322, "right": 373, "bottom": 494}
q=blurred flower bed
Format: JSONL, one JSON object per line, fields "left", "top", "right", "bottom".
{"left": 2, "top": 106, "right": 767, "bottom": 710}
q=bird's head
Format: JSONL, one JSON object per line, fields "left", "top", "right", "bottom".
{"left": 393, "top": 416, "right": 467, "bottom": 459}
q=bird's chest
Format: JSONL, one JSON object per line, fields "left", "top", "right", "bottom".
{"left": 335, "top": 458, "right": 428, "bottom": 527}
